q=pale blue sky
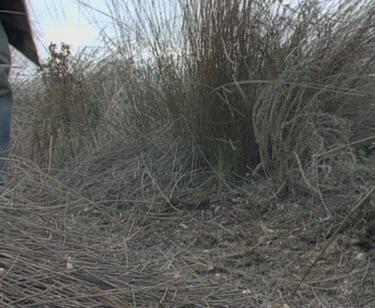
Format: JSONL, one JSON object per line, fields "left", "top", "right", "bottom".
{"left": 28, "top": 0, "right": 111, "bottom": 55}
{"left": 24, "top": 0, "right": 341, "bottom": 62}
{"left": 25, "top": 0, "right": 183, "bottom": 62}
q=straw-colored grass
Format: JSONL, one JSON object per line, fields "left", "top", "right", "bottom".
{"left": 4, "top": 1, "right": 375, "bottom": 307}
{"left": 13, "top": 0, "right": 375, "bottom": 195}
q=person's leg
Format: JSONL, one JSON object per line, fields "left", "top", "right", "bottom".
{"left": 0, "top": 21, "right": 12, "bottom": 185}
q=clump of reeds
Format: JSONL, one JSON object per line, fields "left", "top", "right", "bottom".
{"left": 13, "top": 0, "right": 375, "bottom": 194}
{"left": 253, "top": 0, "right": 375, "bottom": 191}
{"left": 100, "top": 0, "right": 374, "bottom": 192}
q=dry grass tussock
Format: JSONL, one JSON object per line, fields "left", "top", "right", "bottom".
{"left": 13, "top": 0, "right": 375, "bottom": 195}
{"left": 2, "top": 0, "right": 375, "bottom": 307}
{"left": 254, "top": 0, "right": 375, "bottom": 193}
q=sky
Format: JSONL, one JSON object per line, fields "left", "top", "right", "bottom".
{"left": 23, "top": 0, "right": 344, "bottom": 63}
{"left": 28, "top": 0, "right": 111, "bottom": 56}
{"left": 25, "top": 0, "right": 183, "bottom": 63}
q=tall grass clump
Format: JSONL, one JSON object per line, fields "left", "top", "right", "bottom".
{"left": 100, "top": 0, "right": 374, "bottom": 190}
{"left": 101, "top": 0, "right": 293, "bottom": 171}
{"left": 114, "top": 0, "right": 304, "bottom": 171}
{"left": 14, "top": 0, "right": 375, "bottom": 194}
{"left": 253, "top": 0, "right": 375, "bottom": 191}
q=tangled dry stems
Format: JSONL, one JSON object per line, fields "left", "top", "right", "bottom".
{"left": 1, "top": 143, "right": 374, "bottom": 307}
{"left": 3, "top": 0, "right": 375, "bottom": 307}
{"left": 0, "top": 152, "right": 269, "bottom": 307}
{"left": 253, "top": 0, "right": 375, "bottom": 194}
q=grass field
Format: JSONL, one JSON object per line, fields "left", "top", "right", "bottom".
{"left": 1, "top": 0, "right": 374, "bottom": 306}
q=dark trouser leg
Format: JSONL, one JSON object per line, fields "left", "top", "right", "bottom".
{"left": 0, "top": 21, "right": 12, "bottom": 185}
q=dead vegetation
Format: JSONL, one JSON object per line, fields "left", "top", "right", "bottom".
{"left": 2, "top": 0, "right": 375, "bottom": 307}
{"left": 0, "top": 152, "right": 374, "bottom": 307}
